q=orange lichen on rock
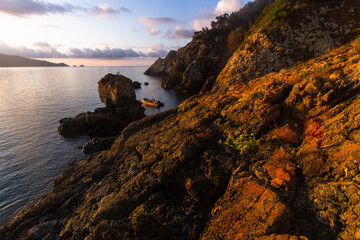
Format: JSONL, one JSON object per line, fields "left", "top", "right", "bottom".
{"left": 269, "top": 125, "right": 299, "bottom": 143}
{"left": 332, "top": 142, "right": 360, "bottom": 163}
{"left": 201, "top": 178, "right": 293, "bottom": 240}
{"left": 304, "top": 118, "right": 325, "bottom": 148}
{"left": 256, "top": 234, "right": 309, "bottom": 240}
{"left": 264, "top": 148, "right": 296, "bottom": 190}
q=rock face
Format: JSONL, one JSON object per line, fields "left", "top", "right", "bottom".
{"left": 2, "top": 0, "right": 360, "bottom": 239}
{"left": 58, "top": 74, "right": 145, "bottom": 138}
{"left": 146, "top": 0, "right": 360, "bottom": 95}
{"left": 144, "top": 50, "right": 177, "bottom": 76}
{"left": 144, "top": 0, "right": 274, "bottom": 94}
{"left": 98, "top": 74, "right": 138, "bottom": 115}
{"left": 213, "top": 0, "right": 360, "bottom": 92}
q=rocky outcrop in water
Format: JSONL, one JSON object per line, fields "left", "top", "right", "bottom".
{"left": 58, "top": 74, "right": 145, "bottom": 138}
{"left": 132, "top": 81, "right": 141, "bottom": 89}
{"left": 2, "top": 0, "right": 360, "bottom": 239}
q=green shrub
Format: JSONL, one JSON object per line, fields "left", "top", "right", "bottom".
{"left": 219, "top": 133, "right": 256, "bottom": 154}
{"left": 299, "top": 70, "right": 309, "bottom": 77}
{"left": 228, "top": 26, "right": 246, "bottom": 50}
{"left": 349, "top": 55, "right": 360, "bottom": 63}
{"left": 195, "top": 56, "right": 204, "bottom": 61}
{"left": 253, "top": 0, "right": 292, "bottom": 28}
{"left": 279, "top": 68, "right": 288, "bottom": 75}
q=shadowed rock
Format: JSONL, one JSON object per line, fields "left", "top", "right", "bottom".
{"left": 132, "top": 81, "right": 141, "bottom": 89}
{"left": 58, "top": 74, "right": 145, "bottom": 138}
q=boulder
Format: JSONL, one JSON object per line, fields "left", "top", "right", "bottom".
{"left": 132, "top": 81, "right": 141, "bottom": 89}
{"left": 98, "top": 74, "right": 136, "bottom": 111}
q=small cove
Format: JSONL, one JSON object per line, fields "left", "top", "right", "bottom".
{"left": 0, "top": 66, "right": 187, "bottom": 224}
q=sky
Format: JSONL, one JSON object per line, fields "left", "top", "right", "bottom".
{"left": 0, "top": 0, "right": 251, "bottom": 66}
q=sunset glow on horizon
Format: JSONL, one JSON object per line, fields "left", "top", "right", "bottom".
{"left": 0, "top": 0, "right": 251, "bottom": 66}
{"left": 34, "top": 57, "right": 158, "bottom": 67}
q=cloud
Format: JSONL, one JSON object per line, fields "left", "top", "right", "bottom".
{"left": 67, "top": 47, "right": 144, "bottom": 59}
{"left": 149, "top": 28, "right": 161, "bottom": 36}
{"left": 191, "top": 0, "right": 244, "bottom": 31}
{"left": 33, "top": 41, "right": 51, "bottom": 48}
{"left": 91, "top": 4, "right": 118, "bottom": 18}
{"left": 165, "top": 27, "right": 194, "bottom": 39}
{"left": 0, "top": 40, "right": 168, "bottom": 59}
{"left": 0, "top": 0, "right": 130, "bottom": 18}
{"left": 191, "top": 9, "right": 216, "bottom": 31}
{"left": 120, "top": 7, "right": 131, "bottom": 13}
{"left": 0, "top": 0, "right": 79, "bottom": 17}
{"left": 214, "top": 0, "right": 243, "bottom": 15}
{"left": 139, "top": 17, "right": 179, "bottom": 25}
{"left": 147, "top": 43, "right": 168, "bottom": 58}
{"left": 0, "top": 40, "right": 66, "bottom": 58}
{"left": 139, "top": 17, "right": 179, "bottom": 35}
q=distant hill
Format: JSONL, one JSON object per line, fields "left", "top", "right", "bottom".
{"left": 0, "top": 53, "right": 68, "bottom": 67}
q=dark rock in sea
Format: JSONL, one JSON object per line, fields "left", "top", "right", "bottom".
{"left": 58, "top": 113, "right": 90, "bottom": 137}
{"left": 58, "top": 108, "right": 127, "bottom": 138}
{"left": 82, "top": 136, "right": 116, "bottom": 154}
{"left": 79, "top": 65, "right": 85, "bottom": 67}
{"left": 132, "top": 81, "right": 141, "bottom": 89}
{"left": 144, "top": 82, "right": 149, "bottom": 86}
{"left": 58, "top": 74, "right": 145, "bottom": 138}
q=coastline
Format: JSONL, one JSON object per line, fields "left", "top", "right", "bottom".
{"left": 1, "top": 0, "right": 360, "bottom": 239}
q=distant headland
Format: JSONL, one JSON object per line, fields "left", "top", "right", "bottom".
{"left": 0, "top": 53, "right": 68, "bottom": 67}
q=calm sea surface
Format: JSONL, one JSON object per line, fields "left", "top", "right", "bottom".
{"left": 0, "top": 66, "right": 186, "bottom": 225}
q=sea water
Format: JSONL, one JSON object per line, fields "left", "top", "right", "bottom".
{"left": 0, "top": 66, "right": 186, "bottom": 224}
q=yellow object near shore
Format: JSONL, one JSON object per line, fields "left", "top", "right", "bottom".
{"left": 141, "top": 98, "right": 164, "bottom": 108}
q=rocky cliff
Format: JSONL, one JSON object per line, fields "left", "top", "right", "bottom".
{"left": 145, "top": 0, "right": 275, "bottom": 94}
{"left": 146, "top": 0, "right": 359, "bottom": 95}
{"left": 2, "top": 0, "right": 360, "bottom": 239}
{"left": 213, "top": 0, "right": 360, "bottom": 92}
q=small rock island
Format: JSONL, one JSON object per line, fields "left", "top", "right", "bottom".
{"left": 58, "top": 73, "right": 145, "bottom": 138}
